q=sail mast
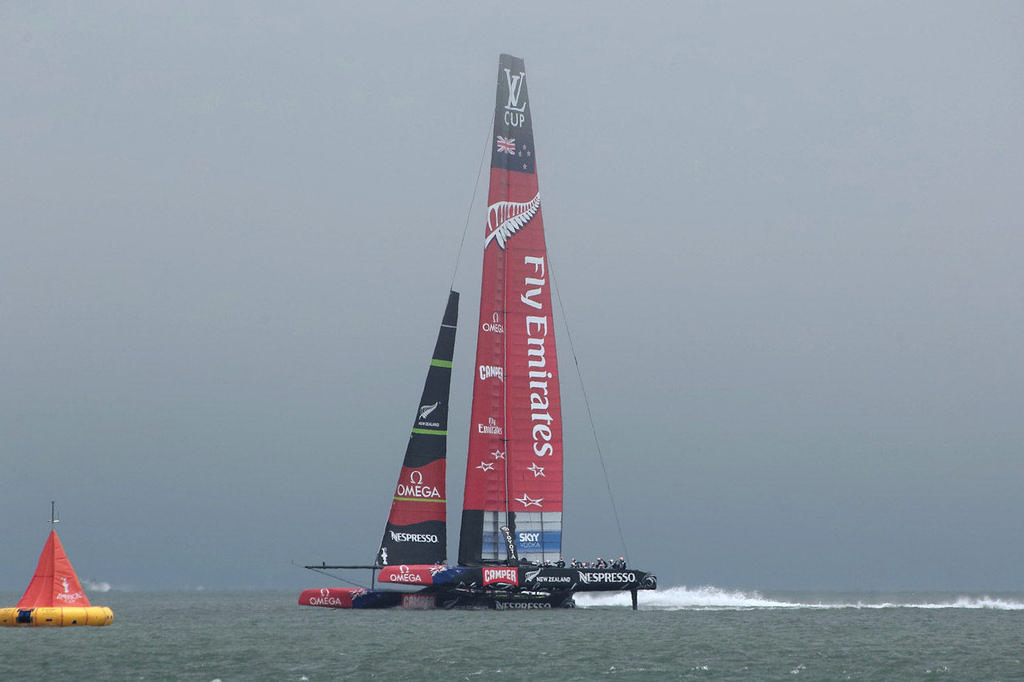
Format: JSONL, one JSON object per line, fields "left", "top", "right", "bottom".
{"left": 460, "top": 54, "right": 564, "bottom": 566}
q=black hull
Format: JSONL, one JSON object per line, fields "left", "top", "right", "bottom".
{"left": 377, "top": 564, "right": 658, "bottom": 594}
{"left": 300, "top": 585, "right": 575, "bottom": 610}
{"left": 436, "top": 589, "right": 575, "bottom": 610}
{"left": 301, "top": 566, "right": 656, "bottom": 610}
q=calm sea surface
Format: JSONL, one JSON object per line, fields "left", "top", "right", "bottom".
{"left": 2, "top": 588, "right": 1022, "bottom": 680}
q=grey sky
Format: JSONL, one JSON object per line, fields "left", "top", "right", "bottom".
{"left": 2, "top": 2, "right": 1021, "bottom": 591}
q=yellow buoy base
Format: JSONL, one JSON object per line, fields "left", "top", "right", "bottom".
{"left": 0, "top": 606, "right": 114, "bottom": 627}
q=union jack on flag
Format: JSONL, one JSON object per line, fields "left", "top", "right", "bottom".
{"left": 496, "top": 136, "right": 516, "bottom": 155}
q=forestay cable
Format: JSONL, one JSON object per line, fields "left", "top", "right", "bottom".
{"left": 548, "top": 259, "right": 631, "bottom": 564}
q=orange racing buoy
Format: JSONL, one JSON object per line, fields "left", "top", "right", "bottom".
{"left": 2, "top": 505, "right": 113, "bottom": 627}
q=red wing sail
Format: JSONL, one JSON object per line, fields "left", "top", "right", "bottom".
{"left": 378, "top": 291, "right": 458, "bottom": 566}
{"left": 459, "top": 54, "right": 563, "bottom": 565}
{"left": 17, "top": 530, "right": 92, "bottom": 608}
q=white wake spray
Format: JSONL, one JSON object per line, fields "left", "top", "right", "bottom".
{"left": 82, "top": 579, "right": 112, "bottom": 592}
{"left": 574, "top": 586, "right": 1024, "bottom": 610}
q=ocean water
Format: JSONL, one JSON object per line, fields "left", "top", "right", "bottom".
{"left": 2, "top": 587, "right": 1022, "bottom": 680}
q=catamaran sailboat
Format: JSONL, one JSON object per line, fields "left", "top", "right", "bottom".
{"left": 298, "top": 54, "right": 655, "bottom": 610}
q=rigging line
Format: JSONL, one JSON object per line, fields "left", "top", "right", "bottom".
{"left": 448, "top": 114, "right": 495, "bottom": 292}
{"left": 548, "top": 258, "right": 631, "bottom": 564}
{"left": 304, "top": 566, "right": 371, "bottom": 589}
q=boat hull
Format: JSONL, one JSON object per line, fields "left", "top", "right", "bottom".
{"left": 298, "top": 588, "right": 403, "bottom": 610}
{"left": 0, "top": 606, "right": 114, "bottom": 627}
{"left": 299, "top": 566, "right": 655, "bottom": 610}
{"left": 298, "top": 586, "right": 575, "bottom": 610}
{"left": 437, "top": 589, "right": 575, "bottom": 610}
{"left": 376, "top": 564, "right": 657, "bottom": 593}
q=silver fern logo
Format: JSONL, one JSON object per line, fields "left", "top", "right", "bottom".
{"left": 485, "top": 193, "right": 541, "bottom": 249}
{"left": 418, "top": 402, "right": 439, "bottom": 420}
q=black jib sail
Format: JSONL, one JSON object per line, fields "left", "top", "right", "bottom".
{"left": 377, "top": 290, "right": 458, "bottom": 566}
